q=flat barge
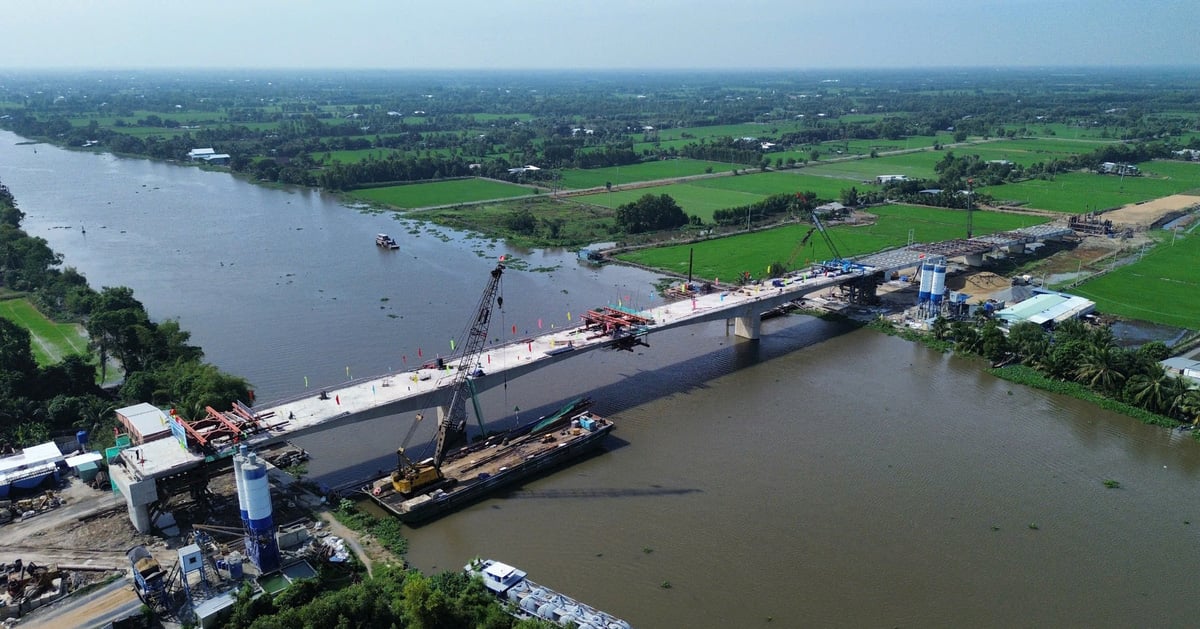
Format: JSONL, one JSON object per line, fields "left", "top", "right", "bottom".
{"left": 467, "top": 558, "right": 632, "bottom": 628}
{"left": 366, "top": 401, "right": 614, "bottom": 523}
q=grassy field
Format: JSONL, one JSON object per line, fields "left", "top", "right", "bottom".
{"left": 0, "top": 298, "right": 90, "bottom": 366}
{"left": 982, "top": 168, "right": 1200, "bottom": 213}
{"left": 1139, "top": 159, "right": 1200, "bottom": 188}
{"left": 652, "top": 122, "right": 806, "bottom": 142}
{"left": 997, "top": 123, "right": 1125, "bottom": 140}
{"left": 1071, "top": 232, "right": 1200, "bottom": 329}
{"left": 422, "top": 197, "right": 616, "bottom": 248}
{"left": 575, "top": 183, "right": 763, "bottom": 223}
{"left": 690, "top": 171, "right": 879, "bottom": 200}
{"left": 311, "top": 148, "right": 405, "bottom": 164}
{"left": 616, "top": 204, "right": 1046, "bottom": 281}
{"left": 557, "top": 159, "right": 736, "bottom": 189}
{"left": 349, "top": 178, "right": 532, "bottom": 208}
{"left": 801, "top": 151, "right": 947, "bottom": 181}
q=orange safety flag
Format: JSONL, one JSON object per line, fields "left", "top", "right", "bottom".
{"left": 512, "top": 324, "right": 517, "bottom": 334}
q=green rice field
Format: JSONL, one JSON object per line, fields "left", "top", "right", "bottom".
{"left": 0, "top": 298, "right": 90, "bottom": 366}
{"left": 349, "top": 178, "right": 532, "bottom": 208}
{"left": 802, "top": 151, "right": 947, "bottom": 181}
{"left": 1071, "top": 231, "right": 1200, "bottom": 329}
{"left": 690, "top": 171, "right": 879, "bottom": 200}
{"left": 557, "top": 159, "right": 735, "bottom": 189}
{"left": 576, "top": 184, "right": 763, "bottom": 223}
{"left": 312, "top": 148, "right": 405, "bottom": 164}
{"left": 982, "top": 168, "right": 1200, "bottom": 213}
{"left": 573, "top": 171, "right": 882, "bottom": 223}
{"left": 617, "top": 204, "right": 1046, "bottom": 281}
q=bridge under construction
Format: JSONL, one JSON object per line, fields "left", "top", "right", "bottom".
{"left": 239, "top": 222, "right": 1073, "bottom": 445}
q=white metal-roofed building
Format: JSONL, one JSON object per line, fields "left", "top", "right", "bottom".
{"left": 116, "top": 402, "right": 172, "bottom": 444}
{"left": 1162, "top": 358, "right": 1200, "bottom": 385}
{"left": 996, "top": 291, "right": 1095, "bottom": 328}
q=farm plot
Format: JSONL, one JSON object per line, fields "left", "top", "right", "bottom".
{"left": 349, "top": 178, "right": 531, "bottom": 209}
{"left": 575, "top": 183, "right": 762, "bottom": 223}
{"left": 617, "top": 204, "right": 1045, "bottom": 281}
{"left": 691, "top": 171, "right": 880, "bottom": 200}
{"left": 982, "top": 170, "right": 1200, "bottom": 213}
{"left": 1071, "top": 232, "right": 1200, "bottom": 329}
{"left": 0, "top": 298, "right": 91, "bottom": 366}
{"left": 801, "top": 151, "right": 946, "bottom": 182}
{"left": 557, "top": 159, "right": 735, "bottom": 190}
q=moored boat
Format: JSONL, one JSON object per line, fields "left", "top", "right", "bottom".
{"left": 376, "top": 233, "right": 399, "bottom": 249}
{"left": 466, "top": 558, "right": 632, "bottom": 628}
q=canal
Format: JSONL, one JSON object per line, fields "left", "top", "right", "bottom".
{"left": 3, "top": 132, "right": 1199, "bottom": 627}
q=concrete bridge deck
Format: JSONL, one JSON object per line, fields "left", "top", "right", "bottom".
{"left": 244, "top": 223, "right": 1075, "bottom": 445}
{"left": 245, "top": 265, "right": 865, "bottom": 445}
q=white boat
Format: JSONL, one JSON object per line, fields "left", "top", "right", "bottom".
{"left": 376, "top": 233, "right": 399, "bottom": 249}
{"left": 466, "top": 558, "right": 632, "bottom": 628}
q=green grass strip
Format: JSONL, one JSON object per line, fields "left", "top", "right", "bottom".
{"left": 0, "top": 298, "right": 90, "bottom": 366}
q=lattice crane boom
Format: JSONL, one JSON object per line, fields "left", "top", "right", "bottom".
{"left": 433, "top": 261, "right": 505, "bottom": 466}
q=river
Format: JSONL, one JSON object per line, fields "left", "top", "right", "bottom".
{"left": 3, "top": 132, "right": 1199, "bottom": 627}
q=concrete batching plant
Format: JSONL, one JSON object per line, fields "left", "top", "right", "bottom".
{"left": 233, "top": 446, "right": 280, "bottom": 573}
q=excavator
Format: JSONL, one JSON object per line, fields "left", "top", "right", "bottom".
{"left": 391, "top": 261, "right": 506, "bottom": 497}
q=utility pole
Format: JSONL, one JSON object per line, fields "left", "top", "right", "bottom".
{"left": 965, "top": 178, "right": 975, "bottom": 239}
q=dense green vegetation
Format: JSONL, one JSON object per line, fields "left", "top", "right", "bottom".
{"left": 869, "top": 313, "right": 1198, "bottom": 431}
{"left": 940, "top": 316, "right": 1197, "bottom": 427}
{"left": 4, "top": 68, "right": 1197, "bottom": 213}
{"left": 0, "top": 181, "right": 250, "bottom": 449}
{"left": 221, "top": 562, "right": 554, "bottom": 629}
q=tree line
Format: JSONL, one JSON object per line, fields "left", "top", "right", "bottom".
{"left": 221, "top": 562, "right": 556, "bottom": 629}
{"left": 923, "top": 315, "right": 1199, "bottom": 427}
{"left": 0, "top": 180, "right": 249, "bottom": 451}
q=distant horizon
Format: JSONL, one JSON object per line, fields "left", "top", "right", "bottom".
{"left": 4, "top": 1, "right": 1196, "bottom": 71}
{"left": 3, "top": 64, "right": 1199, "bottom": 75}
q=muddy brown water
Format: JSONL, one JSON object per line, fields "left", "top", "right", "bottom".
{"left": 4, "top": 132, "right": 1200, "bottom": 627}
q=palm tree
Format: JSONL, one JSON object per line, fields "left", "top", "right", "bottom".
{"left": 1163, "top": 376, "right": 1194, "bottom": 421}
{"left": 1180, "top": 388, "right": 1200, "bottom": 425}
{"left": 930, "top": 316, "right": 950, "bottom": 341}
{"left": 1126, "top": 364, "right": 1172, "bottom": 415}
{"left": 1008, "top": 322, "right": 1049, "bottom": 367}
{"left": 1075, "top": 345, "right": 1127, "bottom": 395}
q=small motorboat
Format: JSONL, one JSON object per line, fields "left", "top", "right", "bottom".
{"left": 376, "top": 233, "right": 399, "bottom": 249}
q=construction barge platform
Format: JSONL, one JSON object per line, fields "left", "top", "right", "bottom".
{"left": 366, "top": 401, "right": 614, "bottom": 524}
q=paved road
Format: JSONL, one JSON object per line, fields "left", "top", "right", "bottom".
{"left": 19, "top": 576, "right": 141, "bottom": 629}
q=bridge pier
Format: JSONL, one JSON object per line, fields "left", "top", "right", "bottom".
{"left": 730, "top": 313, "right": 762, "bottom": 340}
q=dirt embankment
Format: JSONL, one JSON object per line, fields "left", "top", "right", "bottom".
{"left": 1103, "top": 194, "right": 1200, "bottom": 228}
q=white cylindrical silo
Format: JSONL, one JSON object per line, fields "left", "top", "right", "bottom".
{"left": 243, "top": 453, "right": 273, "bottom": 532}
{"left": 917, "top": 262, "right": 933, "bottom": 303}
{"left": 931, "top": 264, "right": 947, "bottom": 305}
{"left": 233, "top": 446, "right": 249, "bottom": 524}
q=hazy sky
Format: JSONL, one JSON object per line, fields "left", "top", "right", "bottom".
{"left": 5, "top": 0, "right": 1196, "bottom": 70}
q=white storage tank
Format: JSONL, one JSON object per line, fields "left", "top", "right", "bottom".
{"left": 931, "top": 264, "right": 947, "bottom": 305}
{"left": 917, "top": 262, "right": 934, "bottom": 303}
